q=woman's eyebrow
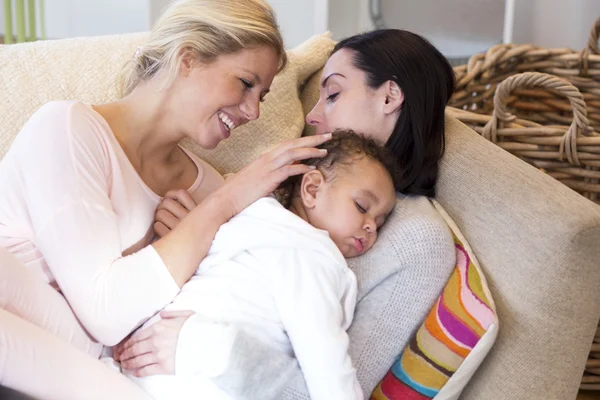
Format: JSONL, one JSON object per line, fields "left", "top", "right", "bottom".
{"left": 321, "top": 73, "right": 346, "bottom": 88}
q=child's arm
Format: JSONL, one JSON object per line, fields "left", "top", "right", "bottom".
{"left": 273, "top": 250, "right": 364, "bottom": 400}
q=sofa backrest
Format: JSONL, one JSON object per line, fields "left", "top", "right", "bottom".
{"left": 0, "top": 32, "right": 335, "bottom": 173}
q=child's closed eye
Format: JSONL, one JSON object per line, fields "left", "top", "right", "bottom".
{"left": 355, "top": 201, "right": 367, "bottom": 213}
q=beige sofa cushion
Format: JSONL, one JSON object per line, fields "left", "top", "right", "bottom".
{"left": 0, "top": 33, "right": 335, "bottom": 174}
{"left": 0, "top": 33, "right": 148, "bottom": 159}
{"left": 438, "top": 115, "right": 600, "bottom": 399}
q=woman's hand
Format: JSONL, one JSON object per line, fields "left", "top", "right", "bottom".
{"left": 113, "top": 310, "right": 194, "bottom": 377}
{"left": 149, "top": 134, "right": 331, "bottom": 287}
{"left": 214, "top": 133, "right": 331, "bottom": 219}
{"left": 154, "top": 190, "right": 197, "bottom": 238}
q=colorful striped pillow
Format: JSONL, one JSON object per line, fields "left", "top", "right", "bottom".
{"left": 371, "top": 200, "right": 499, "bottom": 400}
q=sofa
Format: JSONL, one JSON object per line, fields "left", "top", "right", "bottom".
{"left": 1, "top": 32, "right": 600, "bottom": 400}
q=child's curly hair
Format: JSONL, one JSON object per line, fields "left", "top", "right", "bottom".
{"left": 276, "top": 129, "right": 401, "bottom": 207}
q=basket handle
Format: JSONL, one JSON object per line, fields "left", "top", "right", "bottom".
{"left": 481, "top": 72, "right": 590, "bottom": 165}
{"left": 588, "top": 16, "right": 600, "bottom": 54}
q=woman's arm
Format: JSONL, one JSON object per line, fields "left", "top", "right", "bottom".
{"left": 8, "top": 102, "right": 331, "bottom": 346}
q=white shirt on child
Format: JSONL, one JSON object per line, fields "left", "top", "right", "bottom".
{"left": 130, "top": 197, "right": 363, "bottom": 400}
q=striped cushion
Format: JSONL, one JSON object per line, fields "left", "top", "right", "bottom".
{"left": 371, "top": 200, "right": 499, "bottom": 400}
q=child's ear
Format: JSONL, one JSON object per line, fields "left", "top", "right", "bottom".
{"left": 300, "top": 169, "right": 325, "bottom": 209}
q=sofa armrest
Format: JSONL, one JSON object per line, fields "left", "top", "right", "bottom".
{"left": 437, "top": 113, "right": 600, "bottom": 400}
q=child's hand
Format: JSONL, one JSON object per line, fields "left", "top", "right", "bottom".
{"left": 114, "top": 310, "right": 194, "bottom": 377}
{"left": 154, "top": 190, "right": 197, "bottom": 238}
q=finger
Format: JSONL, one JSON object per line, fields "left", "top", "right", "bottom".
{"left": 159, "top": 310, "right": 195, "bottom": 319}
{"left": 134, "top": 364, "right": 166, "bottom": 378}
{"left": 164, "top": 189, "right": 196, "bottom": 211}
{"left": 154, "top": 221, "right": 171, "bottom": 238}
{"left": 156, "top": 198, "right": 189, "bottom": 220}
{"left": 272, "top": 147, "right": 328, "bottom": 169}
{"left": 271, "top": 133, "right": 332, "bottom": 158}
{"left": 121, "top": 353, "right": 157, "bottom": 371}
{"left": 113, "top": 346, "right": 122, "bottom": 360}
{"left": 113, "top": 341, "right": 129, "bottom": 360}
{"left": 120, "top": 326, "right": 155, "bottom": 354}
{"left": 155, "top": 209, "right": 181, "bottom": 230}
{"left": 119, "top": 340, "right": 153, "bottom": 362}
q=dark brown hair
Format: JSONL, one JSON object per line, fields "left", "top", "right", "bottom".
{"left": 333, "top": 29, "right": 455, "bottom": 197}
{"left": 276, "top": 129, "right": 399, "bottom": 206}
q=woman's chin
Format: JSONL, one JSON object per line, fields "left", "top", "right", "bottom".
{"left": 188, "top": 133, "right": 222, "bottom": 150}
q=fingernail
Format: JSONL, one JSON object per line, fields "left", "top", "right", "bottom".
{"left": 324, "top": 133, "right": 332, "bottom": 139}
{"left": 309, "top": 165, "right": 317, "bottom": 169}
{"left": 319, "top": 149, "right": 327, "bottom": 153}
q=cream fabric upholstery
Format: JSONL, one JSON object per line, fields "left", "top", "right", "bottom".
{"left": 0, "top": 33, "right": 148, "bottom": 159}
{"left": 438, "top": 116, "right": 600, "bottom": 399}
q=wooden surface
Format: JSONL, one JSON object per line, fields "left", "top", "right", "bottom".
{"left": 579, "top": 390, "right": 600, "bottom": 399}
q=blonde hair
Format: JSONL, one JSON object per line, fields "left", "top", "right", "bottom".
{"left": 120, "top": 0, "right": 287, "bottom": 96}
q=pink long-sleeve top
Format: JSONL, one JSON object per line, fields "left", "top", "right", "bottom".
{"left": 0, "top": 101, "right": 219, "bottom": 345}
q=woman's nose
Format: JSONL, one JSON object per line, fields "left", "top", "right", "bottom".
{"left": 305, "top": 102, "right": 323, "bottom": 126}
{"left": 240, "top": 96, "right": 260, "bottom": 121}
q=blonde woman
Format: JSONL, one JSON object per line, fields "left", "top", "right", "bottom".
{"left": 0, "top": 1, "right": 329, "bottom": 398}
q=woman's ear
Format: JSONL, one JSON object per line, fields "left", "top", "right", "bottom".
{"left": 179, "top": 49, "right": 196, "bottom": 77}
{"left": 300, "top": 169, "right": 325, "bottom": 209}
{"left": 383, "top": 80, "right": 404, "bottom": 115}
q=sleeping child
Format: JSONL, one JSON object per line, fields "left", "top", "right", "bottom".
{"left": 117, "top": 130, "right": 399, "bottom": 400}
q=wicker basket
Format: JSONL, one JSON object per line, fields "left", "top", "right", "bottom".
{"left": 448, "top": 18, "right": 600, "bottom": 391}
{"left": 451, "top": 17, "right": 600, "bottom": 132}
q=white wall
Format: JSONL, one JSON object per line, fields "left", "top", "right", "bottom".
{"left": 1, "top": 0, "right": 157, "bottom": 39}
{"left": 335, "top": 0, "right": 504, "bottom": 59}
{"left": 512, "top": 0, "right": 600, "bottom": 50}
{"left": 328, "top": 0, "right": 361, "bottom": 41}
{"left": 46, "top": 0, "right": 151, "bottom": 39}
{"left": 3, "top": 0, "right": 599, "bottom": 53}
{"left": 149, "top": 0, "right": 172, "bottom": 27}
{"left": 267, "top": 0, "right": 318, "bottom": 48}
{"left": 329, "top": 0, "right": 600, "bottom": 59}
{"left": 0, "top": 0, "right": 319, "bottom": 49}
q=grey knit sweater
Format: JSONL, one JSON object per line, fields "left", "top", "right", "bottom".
{"left": 211, "top": 195, "right": 456, "bottom": 399}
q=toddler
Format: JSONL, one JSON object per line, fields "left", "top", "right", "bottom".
{"left": 121, "top": 130, "right": 398, "bottom": 400}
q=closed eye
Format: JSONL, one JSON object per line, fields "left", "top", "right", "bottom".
{"left": 241, "top": 79, "right": 254, "bottom": 89}
{"left": 355, "top": 202, "right": 367, "bottom": 214}
{"left": 326, "top": 92, "right": 339, "bottom": 102}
